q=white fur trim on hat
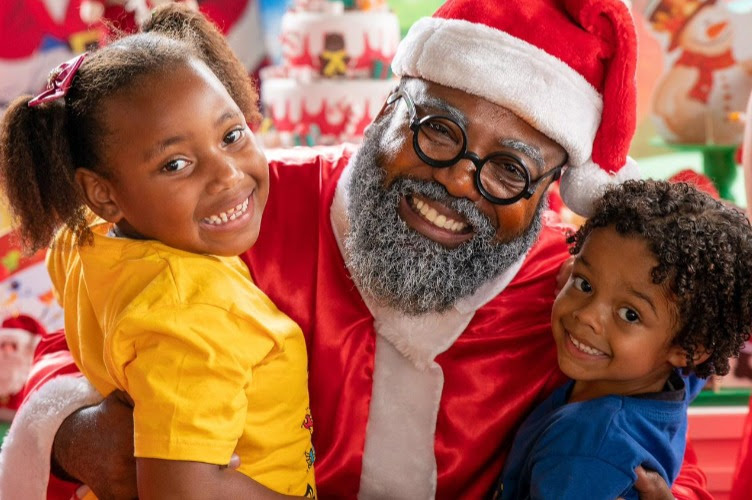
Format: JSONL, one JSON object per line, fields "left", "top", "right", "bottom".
{"left": 391, "top": 17, "right": 603, "bottom": 168}
{"left": 0, "top": 376, "right": 102, "bottom": 500}
{"left": 560, "top": 156, "right": 641, "bottom": 217}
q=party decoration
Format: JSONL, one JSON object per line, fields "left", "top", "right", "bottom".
{"left": 645, "top": 0, "right": 752, "bottom": 145}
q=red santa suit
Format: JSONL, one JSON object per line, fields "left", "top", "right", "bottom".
{"left": 0, "top": 146, "right": 712, "bottom": 499}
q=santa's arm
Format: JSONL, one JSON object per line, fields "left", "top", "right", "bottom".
{"left": 0, "top": 329, "right": 101, "bottom": 500}
{"left": 670, "top": 440, "right": 713, "bottom": 500}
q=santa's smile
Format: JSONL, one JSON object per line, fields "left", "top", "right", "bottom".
{"left": 398, "top": 194, "right": 474, "bottom": 248}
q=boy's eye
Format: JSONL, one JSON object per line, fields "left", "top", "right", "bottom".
{"left": 162, "top": 159, "right": 189, "bottom": 172}
{"left": 618, "top": 307, "right": 640, "bottom": 323}
{"left": 572, "top": 276, "right": 592, "bottom": 293}
{"left": 223, "top": 128, "right": 245, "bottom": 145}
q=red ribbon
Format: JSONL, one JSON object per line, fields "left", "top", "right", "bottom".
{"left": 27, "top": 53, "right": 87, "bottom": 108}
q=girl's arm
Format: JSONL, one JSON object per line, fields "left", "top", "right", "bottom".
{"left": 136, "top": 458, "right": 303, "bottom": 500}
{"left": 137, "top": 458, "right": 302, "bottom": 500}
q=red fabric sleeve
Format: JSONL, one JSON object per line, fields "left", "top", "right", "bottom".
{"left": 730, "top": 396, "right": 752, "bottom": 500}
{"left": 672, "top": 439, "right": 713, "bottom": 500}
{"left": 22, "top": 329, "right": 81, "bottom": 404}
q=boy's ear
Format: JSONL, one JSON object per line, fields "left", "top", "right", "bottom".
{"left": 667, "top": 344, "right": 712, "bottom": 368}
{"left": 74, "top": 168, "right": 123, "bottom": 223}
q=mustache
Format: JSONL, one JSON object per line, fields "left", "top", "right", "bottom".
{"left": 390, "top": 177, "right": 493, "bottom": 236}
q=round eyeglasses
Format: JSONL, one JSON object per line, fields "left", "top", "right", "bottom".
{"left": 386, "top": 89, "right": 565, "bottom": 205}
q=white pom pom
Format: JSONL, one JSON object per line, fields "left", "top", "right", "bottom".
{"left": 559, "top": 157, "right": 641, "bottom": 217}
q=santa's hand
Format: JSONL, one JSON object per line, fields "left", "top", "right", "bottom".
{"left": 52, "top": 389, "right": 242, "bottom": 498}
{"left": 52, "top": 390, "right": 137, "bottom": 499}
{"left": 616, "top": 466, "right": 675, "bottom": 500}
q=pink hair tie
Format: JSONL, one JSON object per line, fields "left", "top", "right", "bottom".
{"left": 28, "top": 53, "right": 87, "bottom": 108}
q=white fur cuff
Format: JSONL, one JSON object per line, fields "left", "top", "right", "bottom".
{"left": 0, "top": 376, "right": 102, "bottom": 500}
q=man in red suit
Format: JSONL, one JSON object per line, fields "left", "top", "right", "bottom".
{"left": 0, "top": 1, "right": 712, "bottom": 498}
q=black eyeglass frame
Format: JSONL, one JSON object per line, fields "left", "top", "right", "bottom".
{"left": 386, "top": 89, "right": 565, "bottom": 205}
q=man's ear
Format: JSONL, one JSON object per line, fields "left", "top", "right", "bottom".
{"left": 74, "top": 168, "right": 123, "bottom": 223}
{"left": 667, "top": 344, "right": 712, "bottom": 369}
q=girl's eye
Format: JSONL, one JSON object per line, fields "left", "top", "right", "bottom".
{"left": 572, "top": 276, "right": 592, "bottom": 293}
{"left": 162, "top": 159, "right": 190, "bottom": 173}
{"left": 223, "top": 128, "right": 245, "bottom": 145}
{"left": 618, "top": 307, "right": 640, "bottom": 324}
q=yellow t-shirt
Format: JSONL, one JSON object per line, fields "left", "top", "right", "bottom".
{"left": 47, "top": 223, "right": 316, "bottom": 496}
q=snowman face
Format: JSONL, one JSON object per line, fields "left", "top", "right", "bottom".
{"left": 679, "top": 5, "right": 733, "bottom": 55}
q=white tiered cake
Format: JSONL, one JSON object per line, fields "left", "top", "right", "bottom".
{"left": 259, "top": 0, "right": 400, "bottom": 147}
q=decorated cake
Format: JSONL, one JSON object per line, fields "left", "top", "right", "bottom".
{"left": 259, "top": 0, "right": 400, "bottom": 147}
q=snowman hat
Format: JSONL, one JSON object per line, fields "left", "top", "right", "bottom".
{"left": 391, "top": 0, "right": 640, "bottom": 216}
{"left": 646, "top": 0, "right": 714, "bottom": 51}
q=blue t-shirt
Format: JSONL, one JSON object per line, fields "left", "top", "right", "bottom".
{"left": 497, "top": 372, "right": 704, "bottom": 500}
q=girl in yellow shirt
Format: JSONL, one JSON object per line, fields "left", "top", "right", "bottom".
{"left": 0, "top": 4, "right": 314, "bottom": 499}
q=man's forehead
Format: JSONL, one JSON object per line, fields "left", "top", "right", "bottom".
{"left": 405, "top": 79, "right": 469, "bottom": 128}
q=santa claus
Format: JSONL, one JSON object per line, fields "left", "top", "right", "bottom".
{"left": 0, "top": 1, "right": 712, "bottom": 499}
{"left": 0, "top": 315, "right": 45, "bottom": 422}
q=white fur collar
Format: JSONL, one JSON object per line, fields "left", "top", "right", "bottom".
{"left": 331, "top": 157, "right": 527, "bottom": 499}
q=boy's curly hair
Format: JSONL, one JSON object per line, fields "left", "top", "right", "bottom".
{"left": 0, "top": 4, "right": 260, "bottom": 253}
{"left": 568, "top": 180, "right": 752, "bottom": 378}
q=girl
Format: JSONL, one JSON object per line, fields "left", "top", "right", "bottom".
{"left": 0, "top": 5, "right": 315, "bottom": 499}
{"left": 496, "top": 180, "right": 752, "bottom": 499}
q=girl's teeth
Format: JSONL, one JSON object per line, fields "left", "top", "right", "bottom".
{"left": 204, "top": 197, "right": 250, "bottom": 225}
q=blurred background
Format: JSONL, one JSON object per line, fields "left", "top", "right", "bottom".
{"left": 1, "top": 1, "right": 752, "bottom": 496}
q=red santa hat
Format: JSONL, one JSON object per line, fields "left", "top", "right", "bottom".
{"left": 2, "top": 314, "right": 46, "bottom": 336}
{"left": 391, "top": 0, "right": 640, "bottom": 216}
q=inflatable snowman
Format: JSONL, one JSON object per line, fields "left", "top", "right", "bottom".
{"left": 646, "top": 0, "right": 752, "bottom": 145}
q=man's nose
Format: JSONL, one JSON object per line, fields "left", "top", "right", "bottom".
{"left": 432, "top": 158, "right": 483, "bottom": 203}
{"left": 206, "top": 155, "right": 243, "bottom": 194}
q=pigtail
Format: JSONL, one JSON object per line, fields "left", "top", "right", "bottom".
{"left": 142, "top": 4, "right": 261, "bottom": 125}
{"left": 0, "top": 97, "right": 87, "bottom": 252}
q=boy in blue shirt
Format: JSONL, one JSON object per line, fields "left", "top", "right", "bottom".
{"left": 497, "top": 180, "right": 752, "bottom": 499}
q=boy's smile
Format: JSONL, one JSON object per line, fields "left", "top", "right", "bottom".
{"left": 552, "top": 226, "right": 688, "bottom": 402}
{"left": 85, "top": 59, "right": 269, "bottom": 257}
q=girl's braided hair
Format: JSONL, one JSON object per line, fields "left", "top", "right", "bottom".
{"left": 0, "top": 3, "right": 260, "bottom": 252}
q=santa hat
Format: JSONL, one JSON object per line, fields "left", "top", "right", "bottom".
{"left": 391, "top": 0, "right": 640, "bottom": 216}
{"left": 2, "top": 314, "right": 47, "bottom": 336}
